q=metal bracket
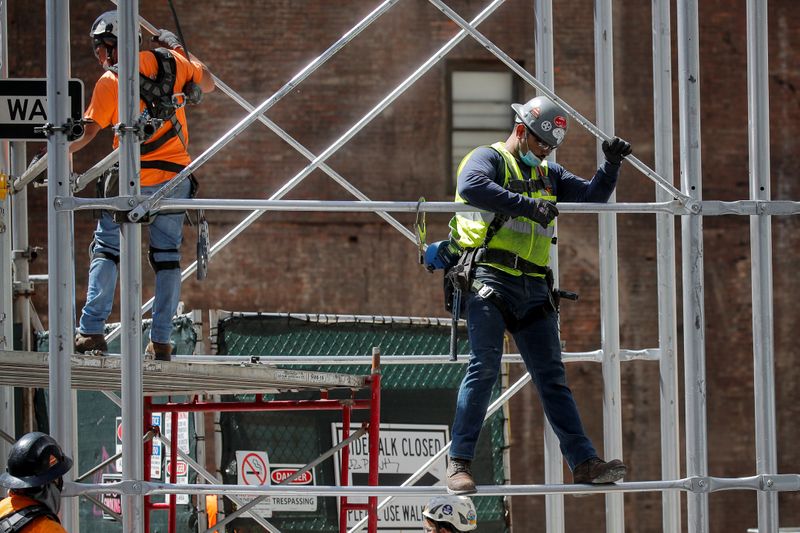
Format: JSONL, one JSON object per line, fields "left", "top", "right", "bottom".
{"left": 34, "top": 118, "right": 85, "bottom": 141}
{"left": 12, "top": 281, "right": 35, "bottom": 297}
{"left": 114, "top": 114, "right": 159, "bottom": 141}
{"left": 687, "top": 476, "right": 711, "bottom": 493}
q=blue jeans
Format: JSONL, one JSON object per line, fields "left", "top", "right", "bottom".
{"left": 450, "top": 266, "right": 597, "bottom": 470}
{"left": 78, "top": 178, "right": 192, "bottom": 344}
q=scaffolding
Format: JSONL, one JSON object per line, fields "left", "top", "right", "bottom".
{"left": 1, "top": 0, "right": 798, "bottom": 532}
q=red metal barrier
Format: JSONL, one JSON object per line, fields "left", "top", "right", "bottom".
{"left": 141, "top": 359, "right": 382, "bottom": 533}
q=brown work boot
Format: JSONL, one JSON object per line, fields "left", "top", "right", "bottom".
{"left": 446, "top": 457, "right": 476, "bottom": 494}
{"left": 74, "top": 333, "right": 108, "bottom": 354}
{"left": 572, "top": 457, "right": 627, "bottom": 484}
{"left": 145, "top": 341, "right": 173, "bottom": 361}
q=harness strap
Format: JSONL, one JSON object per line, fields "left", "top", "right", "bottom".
{"left": 0, "top": 504, "right": 59, "bottom": 533}
{"left": 148, "top": 246, "right": 181, "bottom": 272}
{"left": 141, "top": 160, "right": 187, "bottom": 174}
{"left": 474, "top": 248, "right": 550, "bottom": 276}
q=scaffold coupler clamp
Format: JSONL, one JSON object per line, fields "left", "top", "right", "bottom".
{"left": 114, "top": 114, "right": 156, "bottom": 142}
{"left": 34, "top": 118, "right": 85, "bottom": 141}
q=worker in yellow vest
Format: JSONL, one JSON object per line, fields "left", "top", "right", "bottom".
{"left": 444, "top": 96, "right": 631, "bottom": 494}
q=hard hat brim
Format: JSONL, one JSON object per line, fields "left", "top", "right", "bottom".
{"left": 0, "top": 456, "right": 73, "bottom": 489}
{"left": 510, "top": 103, "right": 526, "bottom": 124}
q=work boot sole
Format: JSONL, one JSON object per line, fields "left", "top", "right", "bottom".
{"left": 590, "top": 464, "right": 627, "bottom": 484}
{"left": 446, "top": 486, "right": 477, "bottom": 496}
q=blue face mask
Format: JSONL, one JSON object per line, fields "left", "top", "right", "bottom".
{"left": 518, "top": 130, "right": 542, "bottom": 167}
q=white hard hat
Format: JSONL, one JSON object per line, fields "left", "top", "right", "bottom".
{"left": 423, "top": 495, "right": 477, "bottom": 531}
{"left": 90, "top": 10, "right": 141, "bottom": 44}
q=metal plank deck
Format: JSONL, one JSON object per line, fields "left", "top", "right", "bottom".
{"left": 0, "top": 351, "right": 367, "bottom": 396}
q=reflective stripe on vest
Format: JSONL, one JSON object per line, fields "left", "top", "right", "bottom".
{"left": 452, "top": 141, "right": 556, "bottom": 276}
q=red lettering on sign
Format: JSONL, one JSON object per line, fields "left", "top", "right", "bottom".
{"left": 270, "top": 468, "right": 312, "bottom": 485}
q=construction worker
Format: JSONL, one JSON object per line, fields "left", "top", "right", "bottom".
{"left": 445, "top": 95, "right": 631, "bottom": 493}
{"left": 422, "top": 495, "right": 477, "bottom": 532}
{"left": 0, "top": 432, "right": 73, "bottom": 532}
{"left": 70, "top": 10, "right": 215, "bottom": 360}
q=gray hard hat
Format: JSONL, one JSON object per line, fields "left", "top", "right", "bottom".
{"left": 511, "top": 95, "right": 569, "bottom": 149}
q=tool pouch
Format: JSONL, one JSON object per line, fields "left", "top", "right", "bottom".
{"left": 444, "top": 248, "right": 478, "bottom": 314}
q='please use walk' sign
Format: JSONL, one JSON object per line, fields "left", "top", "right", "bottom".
{"left": 0, "top": 78, "right": 83, "bottom": 140}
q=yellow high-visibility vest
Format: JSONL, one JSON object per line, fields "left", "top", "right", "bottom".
{"left": 452, "top": 141, "right": 556, "bottom": 277}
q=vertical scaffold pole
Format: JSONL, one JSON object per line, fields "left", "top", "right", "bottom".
{"left": 117, "top": 1, "right": 145, "bottom": 532}
{"left": 593, "top": 0, "right": 624, "bottom": 530}
{"left": 340, "top": 402, "right": 352, "bottom": 533}
{"left": 746, "top": 0, "right": 778, "bottom": 531}
{"left": 144, "top": 398, "right": 153, "bottom": 533}
{"left": 45, "top": 0, "right": 77, "bottom": 530}
{"left": 534, "top": 1, "right": 564, "bottom": 531}
{"left": 652, "top": 0, "right": 682, "bottom": 531}
{"left": 0, "top": 0, "right": 14, "bottom": 471}
{"left": 169, "top": 411, "right": 179, "bottom": 533}
{"left": 677, "top": 0, "right": 709, "bottom": 531}
{"left": 368, "top": 347, "right": 382, "bottom": 533}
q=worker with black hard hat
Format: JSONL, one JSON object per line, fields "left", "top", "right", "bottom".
{"left": 0, "top": 432, "right": 73, "bottom": 532}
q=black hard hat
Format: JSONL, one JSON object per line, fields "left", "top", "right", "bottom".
{"left": 0, "top": 432, "right": 73, "bottom": 489}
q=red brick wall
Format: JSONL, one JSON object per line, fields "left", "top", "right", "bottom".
{"left": 8, "top": 0, "right": 800, "bottom": 530}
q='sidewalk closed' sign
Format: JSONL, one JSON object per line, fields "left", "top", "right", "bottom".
{"left": 333, "top": 423, "right": 449, "bottom": 531}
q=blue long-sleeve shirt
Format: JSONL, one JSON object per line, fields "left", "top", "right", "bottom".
{"left": 456, "top": 145, "right": 620, "bottom": 220}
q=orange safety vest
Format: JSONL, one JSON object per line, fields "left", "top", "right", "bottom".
{"left": 0, "top": 494, "right": 67, "bottom": 533}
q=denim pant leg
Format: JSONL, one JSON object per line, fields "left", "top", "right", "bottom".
{"left": 513, "top": 278, "right": 597, "bottom": 470}
{"left": 144, "top": 179, "right": 191, "bottom": 344}
{"left": 78, "top": 212, "right": 121, "bottom": 335}
{"left": 450, "top": 288, "right": 507, "bottom": 461}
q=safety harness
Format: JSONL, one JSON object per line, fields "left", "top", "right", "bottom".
{"left": 444, "top": 148, "right": 577, "bottom": 350}
{"left": 112, "top": 48, "right": 186, "bottom": 152}
{"left": 0, "top": 504, "right": 59, "bottom": 533}
{"left": 94, "top": 49, "right": 209, "bottom": 277}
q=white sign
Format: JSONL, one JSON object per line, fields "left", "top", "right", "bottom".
{"left": 235, "top": 450, "right": 272, "bottom": 518}
{"left": 269, "top": 464, "right": 317, "bottom": 512}
{"left": 332, "top": 423, "right": 449, "bottom": 531}
{"left": 164, "top": 412, "right": 190, "bottom": 504}
{"left": 101, "top": 473, "right": 122, "bottom": 520}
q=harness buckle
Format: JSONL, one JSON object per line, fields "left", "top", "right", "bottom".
{"left": 477, "top": 284, "right": 494, "bottom": 300}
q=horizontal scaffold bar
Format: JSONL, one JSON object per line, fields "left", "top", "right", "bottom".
{"left": 54, "top": 197, "right": 800, "bottom": 216}
{"left": 172, "top": 348, "right": 657, "bottom": 365}
{"left": 63, "top": 474, "right": 800, "bottom": 498}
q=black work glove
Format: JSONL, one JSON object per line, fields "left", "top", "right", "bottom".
{"left": 528, "top": 198, "right": 559, "bottom": 228}
{"left": 152, "top": 29, "right": 183, "bottom": 51}
{"left": 602, "top": 137, "right": 633, "bottom": 165}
